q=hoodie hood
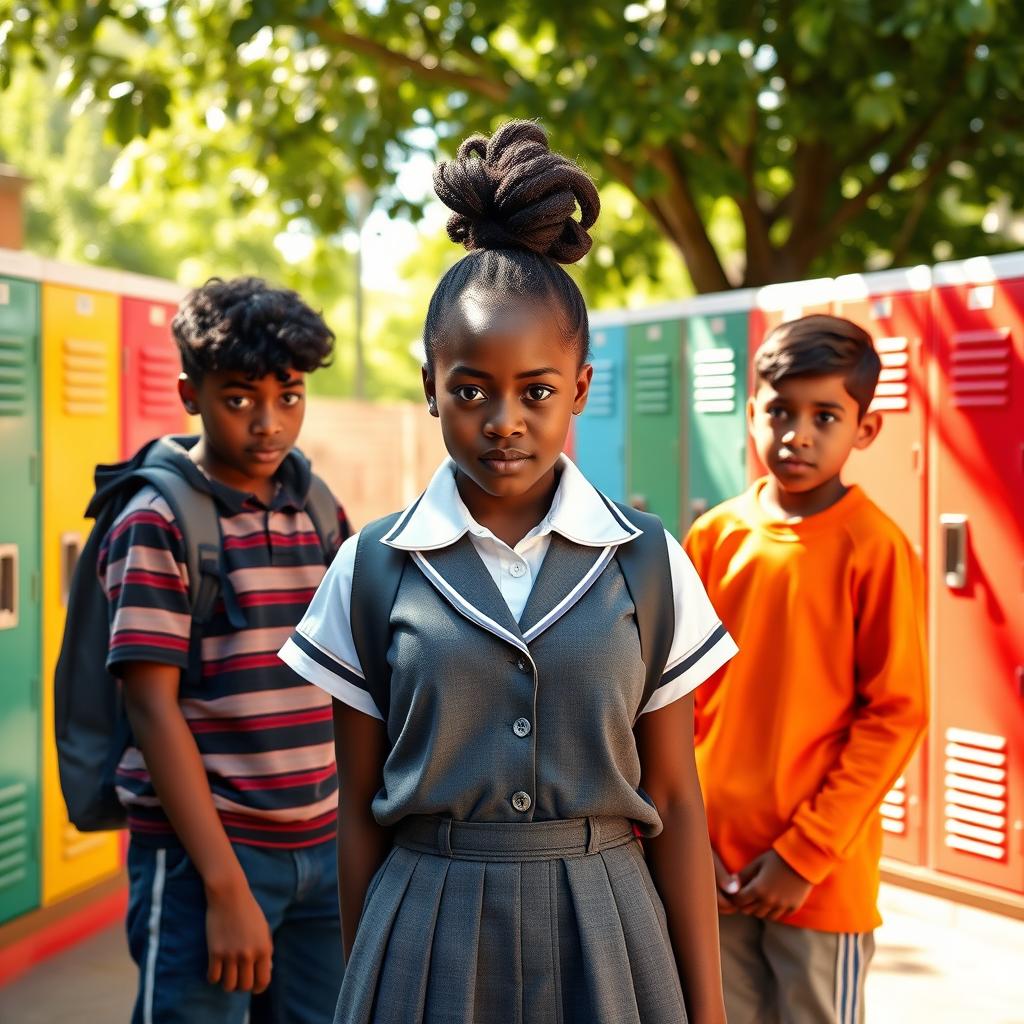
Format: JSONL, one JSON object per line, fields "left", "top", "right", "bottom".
{"left": 87, "top": 434, "right": 314, "bottom": 519}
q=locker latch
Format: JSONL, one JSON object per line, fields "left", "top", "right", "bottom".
{"left": 0, "top": 543, "right": 17, "bottom": 629}
{"left": 940, "top": 514, "right": 968, "bottom": 589}
{"left": 60, "top": 532, "right": 83, "bottom": 608}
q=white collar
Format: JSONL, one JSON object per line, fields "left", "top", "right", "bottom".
{"left": 382, "top": 454, "right": 640, "bottom": 552}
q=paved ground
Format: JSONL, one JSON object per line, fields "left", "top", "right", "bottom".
{"left": 1, "top": 883, "right": 1022, "bottom": 1022}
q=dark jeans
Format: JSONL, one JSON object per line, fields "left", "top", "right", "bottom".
{"left": 126, "top": 838, "right": 343, "bottom": 1024}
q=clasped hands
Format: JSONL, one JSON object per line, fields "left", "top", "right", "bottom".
{"left": 712, "top": 848, "right": 813, "bottom": 922}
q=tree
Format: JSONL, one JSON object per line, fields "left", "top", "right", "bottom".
{"left": 5, "top": 0, "right": 1023, "bottom": 292}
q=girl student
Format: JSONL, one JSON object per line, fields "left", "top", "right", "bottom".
{"left": 280, "top": 121, "right": 737, "bottom": 1024}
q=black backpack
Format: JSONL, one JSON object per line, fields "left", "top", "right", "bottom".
{"left": 349, "top": 502, "right": 675, "bottom": 723}
{"left": 55, "top": 435, "right": 339, "bottom": 832}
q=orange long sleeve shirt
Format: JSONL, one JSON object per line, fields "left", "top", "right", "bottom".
{"left": 684, "top": 480, "right": 928, "bottom": 933}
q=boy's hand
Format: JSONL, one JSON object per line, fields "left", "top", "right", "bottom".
{"left": 733, "top": 850, "right": 813, "bottom": 921}
{"left": 205, "top": 880, "right": 274, "bottom": 994}
{"left": 711, "top": 847, "right": 741, "bottom": 914}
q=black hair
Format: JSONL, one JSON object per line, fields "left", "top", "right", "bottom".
{"left": 172, "top": 277, "right": 334, "bottom": 383}
{"left": 754, "top": 315, "right": 881, "bottom": 418}
{"left": 424, "top": 120, "right": 600, "bottom": 370}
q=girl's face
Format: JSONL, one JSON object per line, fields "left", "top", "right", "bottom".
{"left": 423, "top": 292, "right": 592, "bottom": 504}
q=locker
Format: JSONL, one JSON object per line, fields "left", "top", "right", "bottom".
{"left": 927, "top": 256, "right": 1024, "bottom": 893}
{"left": 747, "top": 280, "right": 835, "bottom": 481}
{"left": 627, "top": 317, "right": 683, "bottom": 535}
{"left": 576, "top": 323, "right": 627, "bottom": 501}
{"left": 121, "top": 297, "right": 184, "bottom": 456}
{"left": 41, "top": 282, "right": 121, "bottom": 905}
{"left": 833, "top": 267, "right": 932, "bottom": 867}
{"left": 0, "top": 274, "right": 42, "bottom": 923}
{"left": 684, "top": 291, "right": 755, "bottom": 523}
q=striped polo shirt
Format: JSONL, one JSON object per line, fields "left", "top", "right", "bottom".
{"left": 99, "top": 445, "right": 349, "bottom": 849}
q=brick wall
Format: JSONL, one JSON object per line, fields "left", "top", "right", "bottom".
{"left": 300, "top": 397, "right": 448, "bottom": 529}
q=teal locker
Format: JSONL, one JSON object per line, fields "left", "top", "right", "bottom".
{"left": 685, "top": 295, "right": 754, "bottom": 523}
{"left": 627, "top": 317, "right": 683, "bottom": 536}
{"left": 576, "top": 323, "right": 627, "bottom": 500}
{"left": 0, "top": 274, "right": 41, "bottom": 924}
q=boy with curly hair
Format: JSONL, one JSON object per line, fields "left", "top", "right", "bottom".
{"left": 99, "top": 278, "right": 350, "bottom": 1024}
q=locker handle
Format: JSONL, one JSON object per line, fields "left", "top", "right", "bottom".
{"left": 60, "top": 532, "right": 83, "bottom": 608}
{"left": 0, "top": 543, "right": 17, "bottom": 630}
{"left": 940, "top": 514, "right": 968, "bottom": 589}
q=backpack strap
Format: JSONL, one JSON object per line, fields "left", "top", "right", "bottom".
{"left": 134, "top": 466, "right": 230, "bottom": 628}
{"left": 349, "top": 512, "right": 406, "bottom": 723}
{"left": 304, "top": 474, "right": 341, "bottom": 563}
{"left": 611, "top": 502, "right": 676, "bottom": 717}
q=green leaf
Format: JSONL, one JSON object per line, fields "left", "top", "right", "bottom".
{"left": 955, "top": 0, "right": 997, "bottom": 34}
{"left": 965, "top": 60, "right": 988, "bottom": 99}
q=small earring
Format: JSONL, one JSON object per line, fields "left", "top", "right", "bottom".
{"left": 427, "top": 397, "right": 437, "bottom": 412}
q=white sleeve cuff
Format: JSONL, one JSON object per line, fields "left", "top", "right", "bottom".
{"left": 278, "top": 634, "right": 382, "bottom": 720}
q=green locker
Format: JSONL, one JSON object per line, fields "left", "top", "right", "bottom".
{"left": 685, "top": 293, "right": 755, "bottom": 524}
{"left": 627, "top": 315, "right": 684, "bottom": 536}
{"left": 0, "top": 274, "right": 41, "bottom": 924}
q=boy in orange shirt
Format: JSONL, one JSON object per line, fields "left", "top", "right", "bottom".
{"left": 685, "top": 315, "right": 928, "bottom": 1024}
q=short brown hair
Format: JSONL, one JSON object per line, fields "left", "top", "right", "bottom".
{"left": 754, "top": 315, "right": 880, "bottom": 418}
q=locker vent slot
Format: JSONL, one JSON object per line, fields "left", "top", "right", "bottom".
{"left": 588, "top": 357, "right": 616, "bottom": 418}
{"left": 693, "top": 348, "right": 737, "bottom": 413}
{"left": 871, "top": 337, "right": 910, "bottom": 412}
{"left": 944, "top": 727, "right": 1008, "bottom": 861}
{"left": 950, "top": 328, "right": 1011, "bottom": 408}
{"left": 62, "top": 822, "right": 107, "bottom": 861}
{"left": 880, "top": 775, "right": 907, "bottom": 835}
{"left": 0, "top": 336, "right": 29, "bottom": 417}
{"left": 139, "top": 345, "right": 181, "bottom": 418}
{"left": 0, "top": 782, "right": 30, "bottom": 892}
{"left": 62, "top": 337, "right": 108, "bottom": 416}
{"left": 634, "top": 353, "right": 671, "bottom": 415}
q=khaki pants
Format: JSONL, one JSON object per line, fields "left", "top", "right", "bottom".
{"left": 718, "top": 914, "right": 875, "bottom": 1024}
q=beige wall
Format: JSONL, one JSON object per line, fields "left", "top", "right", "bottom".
{"left": 300, "top": 397, "right": 448, "bottom": 529}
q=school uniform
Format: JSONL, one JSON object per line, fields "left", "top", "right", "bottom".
{"left": 280, "top": 455, "right": 737, "bottom": 1024}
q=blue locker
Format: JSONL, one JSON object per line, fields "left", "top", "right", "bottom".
{"left": 577, "top": 323, "right": 627, "bottom": 501}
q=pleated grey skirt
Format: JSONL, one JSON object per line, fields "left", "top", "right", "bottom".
{"left": 335, "top": 816, "right": 688, "bottom": 1024}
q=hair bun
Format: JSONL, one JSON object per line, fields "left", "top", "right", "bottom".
{"left": 433, "top": 120, "right": 600, "bottom": 264}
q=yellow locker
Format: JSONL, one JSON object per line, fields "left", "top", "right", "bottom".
{"left": 41, "top": 282, "right": 121, "bottom": 904}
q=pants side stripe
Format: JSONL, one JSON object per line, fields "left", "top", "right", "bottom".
{"left": 143, "top": 848, "right": 168, "bottom": 1024}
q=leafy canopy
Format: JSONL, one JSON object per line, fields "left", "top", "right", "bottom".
{"left": 3, "top": 0, "right": 1023, "bottom": 291}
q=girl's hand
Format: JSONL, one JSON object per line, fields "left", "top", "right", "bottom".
{"left": 711, "top": 847, "right": 741, "bottom": 914}
{"left": 205, "top": 879, "right": 274, "bottom": 993}
{"left": 733, "top": 850, "right": 813, "bottom": 921}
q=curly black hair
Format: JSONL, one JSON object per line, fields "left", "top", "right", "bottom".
{"left": 172, "top": 277, "right": 335, "bottom": 383}
{"left": 424, "top": 120, "right": 600, "bottom": 370}
{"left": 755, "top": 315, "right": 881, "bottom": 419}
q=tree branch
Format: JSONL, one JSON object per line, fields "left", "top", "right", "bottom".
{"left": 305, "top": 15, "right": 512, "bottom": 104}
{"left": 608, "top": 144, "right": 730, "bottom": 293}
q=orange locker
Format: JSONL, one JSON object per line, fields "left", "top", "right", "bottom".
{"left": 121, "top": 296, "right": 185, "bottom": 456}
{"left": 40, "top": 279, "right": 122, "bottom": 905}
{"left": 928, "top": 256, "right": 1024, "bottom": 893}
{"left": 833, "top": 267, "right": 933, "bottom": 867}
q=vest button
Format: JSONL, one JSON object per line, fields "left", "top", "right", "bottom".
{"left": 511, "top": 791, "right": 532, "bottom": 813}
{"left": 513, "top": 717, "right": 532, "bottom": 738}
{"left": 516, "top": 656, "right": 529, "bottom": 673}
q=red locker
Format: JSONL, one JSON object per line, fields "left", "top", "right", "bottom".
{"left": 928, "top": 255, "right": 1024, "bottom": 893}
{"left": 121, "top": 296, "right": 184, "bottom": 457}
{"left": 833, "top": 267, "right": 933, "bottom": 867}
{"left": 747, "top": 279, "right": 835, "bottom": 480}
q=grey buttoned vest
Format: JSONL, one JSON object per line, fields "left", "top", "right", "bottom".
{"left": 350, "top": 504, "right": 676, "bottom": 833}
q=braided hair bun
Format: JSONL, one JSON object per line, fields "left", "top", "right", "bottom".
{"left": 433, "top": 121, "right": 600, "bottom": 265}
